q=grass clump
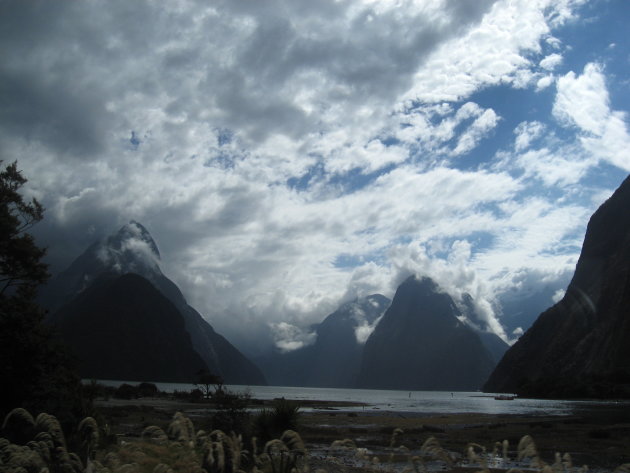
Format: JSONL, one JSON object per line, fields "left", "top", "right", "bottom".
{"left": 1, "top": 406, "right": 622, "bottom": 473}
{"left": 253, "top": 398, "right": 301, "bottom": 444}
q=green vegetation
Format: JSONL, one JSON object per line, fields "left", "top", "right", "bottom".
{"left": 0, "top": 407, "right": 306, "bottom": 473}
{"left": 0, "top": 161, "right": 90, "bottom": 427}
{"left": 4, "top": 406, "right": 625, "bottom": 473}
{"left": 84, "top": 382, "right": 164, "bottom": 401}
{"left": 252, "top": 398, "right": 301, "bottom": 445}
{"left": 195, "top": 370, "right": 225, "bottom": 400}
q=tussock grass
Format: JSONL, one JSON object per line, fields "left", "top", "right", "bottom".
{"left": 330, "top": 438, "right": 357, "bottom": 449}
{"left": 0, "top": 407, "right": 623, "bottom": 473}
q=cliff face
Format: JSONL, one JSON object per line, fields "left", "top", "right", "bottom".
{"left": 49, "top": 273, "right": 208, "bottom": 383}
{"left": 484, "top": 175, "right": 630, "bottom": 398}
{"left": 357, "top": 276, "right": 495, "bottom": 391}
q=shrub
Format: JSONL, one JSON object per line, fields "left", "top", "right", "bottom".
{"left": 114, "top": 384, "right": 138, "bottom": 400}
{"left": 253, "top": 398, "right": 301, "bottom": 444}
{"left": 137, "top": 382, "right": 159, "bottom": 398}
{"left": 210, "top": 388, "right": 251, "bottom": 434}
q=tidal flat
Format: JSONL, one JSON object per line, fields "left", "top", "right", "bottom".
{"left": 94, "top": 396, "right": 630, "bottom": 471}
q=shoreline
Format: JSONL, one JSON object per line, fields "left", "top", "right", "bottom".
{"left": 94, "top": 396, "right": 630, "bottom": 470}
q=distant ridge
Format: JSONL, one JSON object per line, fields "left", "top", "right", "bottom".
{"left": 259, "top": 294, "right": 390, "bottom": 387}
{"left": 484, "top": 174, "right": 630, "bottom": 398}
{"left": 40, "top": 221, "right": 266, "bottom": 385}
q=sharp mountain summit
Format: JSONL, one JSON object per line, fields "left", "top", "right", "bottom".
{"left": 40, "top": 221, "right": 266, "bottom": 385}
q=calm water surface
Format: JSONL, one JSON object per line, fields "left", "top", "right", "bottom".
{"left": 96, "top": 380, "right": 629, "bottom": 417}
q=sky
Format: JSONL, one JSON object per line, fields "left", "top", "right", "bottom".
{"left": 1, "top": 0, "right": 629, "bottom": 356}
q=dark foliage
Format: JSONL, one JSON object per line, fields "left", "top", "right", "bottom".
{"left": 0, "top": 161, "right": 89, "bottom": 427}
{"left": 115, "top": 383, "right": 139, "bottom": 400}
{"left": 253, "top": 398, "right": 301, "bottom": 443}
{"left": 210, "top": 387, "right": 252, "bottom": 434}
{"left": 137, "top": 382, "right": 159, "bottom": 397}
{"left": 195, "top": 369, "right": 224, "bottom": 399}
{"left": 112, "top": 382, "right": 163, "bottom": 400}
{"left": 83, "top": 381, "right": 167, "bottom": 401}
{"left": 0, "top": 162, "right": 48, "bottom": 297}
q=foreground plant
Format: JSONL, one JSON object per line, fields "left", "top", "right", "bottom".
{"left": 1, "top": 407, "right": 82, "bottom": 473}
{"left": 254, "top": 430, "right": 307, "bottom": 473}
{"left": 3, "top": 407, "right": 625, "bottom": 473}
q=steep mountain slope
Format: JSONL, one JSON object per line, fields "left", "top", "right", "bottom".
{"left": 40, "top": 221, "right": 266, "bottom": 385}
{"left": 484, "top": 175, "right": 630, "bottom": 398}
{"left": 49, "top": 273, "right": 207, "bottom": 382}
{"left": 458, "top": 293, "right": 509, "bottom": 364}
{"left": 358, "top": 276, "right": 496, "bottom": 391}
{"left": 261, "top": 295, "right": 390, "bottom": 387}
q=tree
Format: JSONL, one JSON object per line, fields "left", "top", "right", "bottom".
{"left": 0, "top": 161, "right": 48, "bottom": 297}
{"left": 0, "top": 161, "right": 87, "bottom": 425}
{"left": 195, "top": 368, "right": 224, "bottom": 400}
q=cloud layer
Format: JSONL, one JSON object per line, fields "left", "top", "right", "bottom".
{"left": 1, "top": 0, "right": 628, "bottom": 354}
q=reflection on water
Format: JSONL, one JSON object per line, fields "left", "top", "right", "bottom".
{"left": 95, "top": 380, "right": 630, "bottom": 416}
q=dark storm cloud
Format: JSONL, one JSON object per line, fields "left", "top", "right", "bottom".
{"left": 0, "top": 68, "right": 110, "bottom": 158}
{"left": 0, "top": 0, "right": 499, "bottom": 154}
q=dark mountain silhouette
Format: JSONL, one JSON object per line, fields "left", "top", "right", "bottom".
{"left": 40, "top": 221, "right": 266, "bottom": 385}
{"left": 477, "top": 331, "right": 510, "bottom": 365}
{"left": 49, "top": 273, "right": 207, "bottom": 383}
{"left": 357, "top": 276, "right": 496, "bottom": 391}
{"left": 260, "top": 295, "right": 390, "bottom": 387}
{"left": 497, "top": 278, "right": 571, "bottom": 339}
{"left": 484, "top": 174, "right": 630, "bottom": 398}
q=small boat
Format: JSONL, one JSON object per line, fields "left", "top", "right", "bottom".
{"left": 494, "top": 394, "right": 515, "bottom": 401}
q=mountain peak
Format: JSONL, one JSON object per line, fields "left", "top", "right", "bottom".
{"left": 39, "top": 220, "right": 165, "bottom": 313}
{"left": 398, "top": 274, "right": 443, "bottom": 297}
{"left": 357, "top": 274, "right": 496, "bottom": 390}
{"left": 108, "top": 220, "right": 160, "bottom": 259}
{"left": 40, "top": 221, "right": 267, "bottom": 386}
{"left": 95, "top": 221, "right": 161, "bottom": 276}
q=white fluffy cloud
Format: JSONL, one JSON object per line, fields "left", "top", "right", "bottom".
{"left": 514, "top": 121, "right": 545, "bottom": 152}
{"left": 554, "top": 63, "right": 630, "bottom": 172}
{"left": 540, "top": 53, "right": 563, "bottom": 71}
{"left": 1, "top": 0, "right": 627, "bottom": 353}
{"left": 269, "top": 322, "right": 317, "bottom": 353}
{"left": 554, "top": 63, "right": 612, "bottom": 135}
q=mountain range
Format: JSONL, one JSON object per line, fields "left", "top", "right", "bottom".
{"left": 40, "top": 220, "right": 507, "bottom": 390}
{"left": 259, "top": 294, "right": 390, "bottom": 388}
{"left": 485, "top": 174, "right": 630, "bottom": 398}
{"left": 262, "top": 277, "right": 507, "bottom": 391}
{"left": 39, "top": 171, "right": 630, "bottom": 395}
{"left": 40, "top": 221, "right": 266, "bottom": 385}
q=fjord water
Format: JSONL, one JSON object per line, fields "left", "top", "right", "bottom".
{"left": 97, "top": 381, "right": 628, "bottom": 416}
